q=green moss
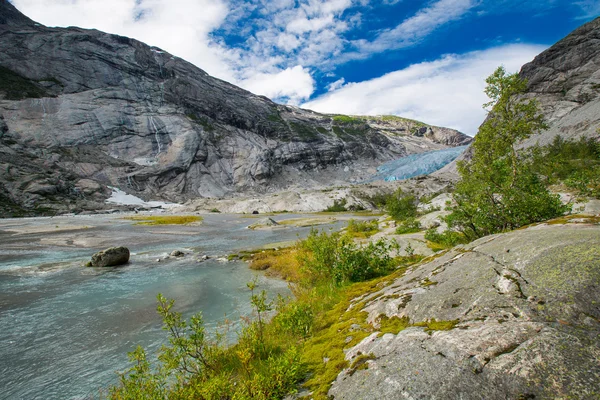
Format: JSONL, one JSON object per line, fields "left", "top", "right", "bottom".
{"left": 413, "top": 318, "right": 459, "bottom": 334}
{"left": 316, "top": 126, "right": 328, "bottom": 134}
{"left": 378, "top": 315, "right": 411, "bottom": 335}
{"left": 348, "top": 352, "right": 376, "bottom": 376}
{"left": 0, "top": 66, "right": 48, "bottom": 100}
{"left": 421, "top": 277, "right": 438, "bottom": 287}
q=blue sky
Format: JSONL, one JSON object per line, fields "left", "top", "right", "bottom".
{"left": 10, "top": 0, "right": 599, "bottom": 135}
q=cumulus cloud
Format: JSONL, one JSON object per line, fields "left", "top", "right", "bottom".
{"left": 302, "top": 44, "right": 546, "bottom": 135}
{"left": 242, "top": 66, "right": 316, "bottom": 105}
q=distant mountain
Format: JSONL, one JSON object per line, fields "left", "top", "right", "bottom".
{"left": 0, "top": 0, "right": 470, "bottom": 216}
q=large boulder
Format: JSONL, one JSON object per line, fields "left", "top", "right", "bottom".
{"left": 89, "top": 246, "right": 130, "bottom": 267}
{"left": 329, "top": 221, "right": 600, "bottom": 399}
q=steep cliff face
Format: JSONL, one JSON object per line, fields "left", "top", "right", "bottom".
{"left": 0, "top": 0, "right": 469, "bottom": 215}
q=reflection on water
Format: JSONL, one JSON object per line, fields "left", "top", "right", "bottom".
{"left": 0, "top": 213, "right": 354, "bottom": 399}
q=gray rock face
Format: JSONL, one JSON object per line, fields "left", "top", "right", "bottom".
{"left": 329, "top": 222, "right": 600, "bottom": 399}
{"left": 89, "top": 246, "right": 130, "bottom": 267}
{"left": 519, "top": 17, "right": 600, "bottom": 147}
{"left": 0, "top": 0, "right": 470, "bottom": 216}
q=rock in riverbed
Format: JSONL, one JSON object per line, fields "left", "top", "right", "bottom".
{"left": 87, "top": 247, "right": 130, "bottom": 267}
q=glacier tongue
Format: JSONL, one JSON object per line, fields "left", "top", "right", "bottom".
{"left": 369, "top": 146, "right": 468, "bottom": 182}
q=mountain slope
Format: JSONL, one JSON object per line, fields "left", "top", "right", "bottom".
{"left": 0, "top": 0, "right": 469, "bottom": 216}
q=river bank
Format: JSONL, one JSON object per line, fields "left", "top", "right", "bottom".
{"left": 0, "top": 212, "right": 370, "bottom": 399}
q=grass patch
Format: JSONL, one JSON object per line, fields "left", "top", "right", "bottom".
{"left": 248, "top": 247, "right": 303, "bottom": 282}
{"left": 325, "top": 198, "right": 348, "bottom": 212}
{"left": 332, "top": 115, "right": 363, "bottom": 124}
{"left": 123, "top": 215, "right": 203, "bottom": 225}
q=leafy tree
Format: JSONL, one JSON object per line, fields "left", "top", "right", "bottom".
{"left": 447, "top": 66, "right": 568, "bottom": 240}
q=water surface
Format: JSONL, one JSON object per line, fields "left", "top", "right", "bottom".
{"left": 0, "top": 212, "right": 354, "bottom": 399}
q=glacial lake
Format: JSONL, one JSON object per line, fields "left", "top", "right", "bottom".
{"left": 0, "top": 212, "right": 357, "bottom": 399}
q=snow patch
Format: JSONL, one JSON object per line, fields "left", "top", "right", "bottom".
{"left": 105, "top": 187, "right": 181, "bottom": 209}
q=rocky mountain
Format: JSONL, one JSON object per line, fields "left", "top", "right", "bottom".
{"left": 0, "top": 0, "right": 469, "bottom": 216}
{"left": 434, "top": 16, "right": 600, "bottom": 180}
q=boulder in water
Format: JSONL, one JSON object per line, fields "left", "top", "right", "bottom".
{"left": 170, "top": 250, "right": 185, "bottom": 257}
{"left": 88, "top": 247, "right": 130, "bottom": 267}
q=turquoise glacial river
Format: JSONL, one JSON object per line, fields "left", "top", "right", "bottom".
{"left": 0, "top": 213, "right": 352, "bottom": 399}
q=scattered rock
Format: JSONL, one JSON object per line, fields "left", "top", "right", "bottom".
{"left": 88, "top": 246, "right": 130, "bottom": 267}
{"left": 170, "top": 250, "right": 185, "bottom": 257}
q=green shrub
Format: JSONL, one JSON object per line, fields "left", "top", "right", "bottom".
{"left": 447, "top": 67, "right": 569, "bottom": 240}
{"left": 424, "top": 228, "right": 468, "bottom": 249}
{"left": 395, "top": 218, "right": 422, "bottom": 234}
{"left": 345, "top": 219, "right": 379, "bottom": 238}
{"left": 529, "top": 136, "right": 600, "bottom": 198}
{"left": 325, "top": 198, "right": 348, "bottom": 212}
{"left": 385, "top": 190, "right": 418, "bottom": 222}
{"left": 300, "top": 228, "right": 398, "bottom": 285}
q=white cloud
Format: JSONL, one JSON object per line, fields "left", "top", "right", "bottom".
{"left": 242, "top": 66, "right": 315, "bottom": 105}
{"left": 574, "top": 0, "right": 600, "bottom": 19}
{"left": 345, "top": 0, "right": 478, "bottom": 60}
{"left": 327, "top": 78, "right": 346, "bottom": 91}
{"left": 302, "top": 44, "right": 546, "bottom": 135}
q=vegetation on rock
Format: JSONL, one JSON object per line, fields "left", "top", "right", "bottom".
{"left": 446, "top": 67, "right": 569, "bottom": 240}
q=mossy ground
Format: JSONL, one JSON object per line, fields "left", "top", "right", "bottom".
{"left": 123, "top": 215, "right": 203, "bottom": 225}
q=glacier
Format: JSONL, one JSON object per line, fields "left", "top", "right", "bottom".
{"left": 368, "top": 146, "right": 468, "bottom": 182}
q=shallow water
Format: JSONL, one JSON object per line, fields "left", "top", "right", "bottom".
{"left": 0, "top": 213, "right": 354, "bottom": 399}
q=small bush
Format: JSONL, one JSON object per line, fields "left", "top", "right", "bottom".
{"left": 345, "top": 219, "right": 379, "bottom": 238}
{"left": 386, "top": 190, "right": 418, "bottom": 222}
{"left": 424, "top": 228, "right": 468, "bottom": 250}
{"left": 300, "top": 229, "right": 398, "bottom": 285}
{"left": 395, "top": 218, "right": 422, "bottom": 234}
{"left": 325, "top": 198, "right": 348, "bottom": 212}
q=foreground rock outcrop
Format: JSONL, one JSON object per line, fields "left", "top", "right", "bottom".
{"left": 329, "top": 220, "right": 600, "bottom": 399}
{"left": 0, "top": 0, "right": 469, "bottom": 217}
{"left": 88, "top": 247, "right": 130, "bottom": 267}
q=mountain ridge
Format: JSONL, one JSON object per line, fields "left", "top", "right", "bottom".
{"left": 0, "top": 0, "right": 470, "bottom": 216}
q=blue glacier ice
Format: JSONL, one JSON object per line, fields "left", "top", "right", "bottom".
{"left": 368, "top": 146, "right": 468, "bottom": 182}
